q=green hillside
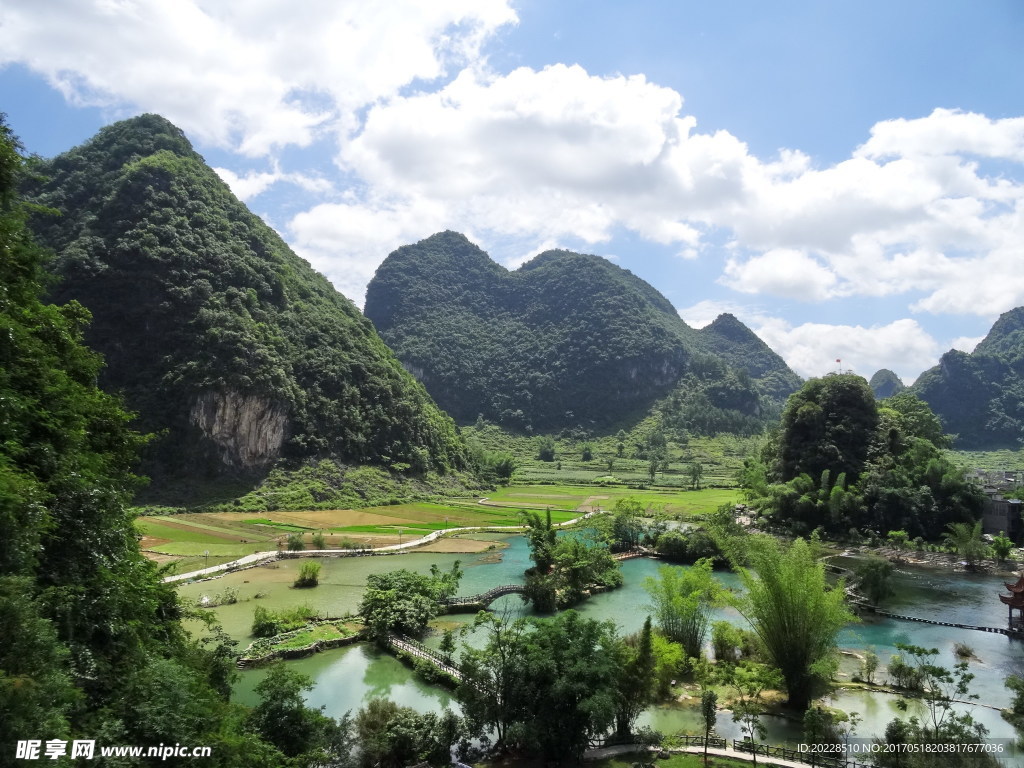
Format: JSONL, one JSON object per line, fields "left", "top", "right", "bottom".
{"left": 365, "top": 231, "right": 799, "bottom": 435}
{"left": 913, "top": 306, "right": 1024, "bottom": 448}
{"left": 24, "top": 115, "right": 468, "bottom": 489}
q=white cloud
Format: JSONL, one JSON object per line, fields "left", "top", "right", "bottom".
{"left": 752, "top": 318, "right": 942, "bottom": 382}
{"left": 721, "top": 249, "right": 838, "bottom": 301}
{"left": 6, "top": 4, "right": 1023, "bottom": 317}
{"left": 0, "top": 0, "right": 517, "bottom": 155}
{"left": 950, "top": 335, "right": 983, "bottom": 354}
{"left": 676, "top": 299, "right": 775, "bottom": 330}
{"left": 214, "top": 166, "right": 333, "bottom": 201}
{"left": 857, "top": 108, "right": 1024, "bottom": 162}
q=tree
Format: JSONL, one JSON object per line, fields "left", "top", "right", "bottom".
{"left": 457, "top": 611, "right": 530, "bottom": 750}
{"left": 991, "top": 531, "right": 1014, "bottom": 563}
{"left": 724, "top": 661, "right": 782, "bottom": 766}
{"left": 886, "top": 529, "right": 910, "bottom": 559}
{"left": 354, "top": 697, "right": 463, "bottom": 768}
{"left": 359, "top": 565, "right": 461, "bottom": 640}
{"left": 942, "top": 521, "right": 988, "bottom": 568}
{"left": 286, "top": 533, "right": 305, "bottom": 551}
{"left": 854, "top": 557, "right": 895, "bottom": 606}
{"left": 521, "top": 509, "right": 557, "bottom": 572}
{"left": 458, "top": 610, "right": 621, "bottom": 761}
{"left": 644, "top": 560, "right": 719, "bottom": 658}
{"left": 690, "top": 461, "right": 705, "bottom": 490}
{"left": 581, "top": 442, "right": 594, "bottom": 461}
{"left": 700, "top": 689, "right": 718, "bottom": 766}
{"left": 875, "top": 646, "right": 1000, "bottom": 767}
{"left": 246, "top": 664, "right": 350, "bottom": 762}
{"left": 614, "top": 616, "right": 656, "bottom": 737}
{"left": 736, "top": 537, "right": 855, "bottom": 709}
{"left": 536, "top": 435, "right": 556, "bottom": 462}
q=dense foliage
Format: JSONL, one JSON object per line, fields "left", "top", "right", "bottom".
{"left": 358, "top": 564, "right": 462, "bottom": 640}
{"left": 456, "top": 610, "right": 627, "bottom": 761}
{"left": 23, "top": 115, "right": 468, "bottom": 491}
{"left": 364, "top": 231, "right": 799, "bottom": 433}
{"left": 736, "top": 537, "right": 854, "bottom": 709}
{"left": 0, "top": 116, "right": 342, "bottom": 766}
{"left": 913, "top": 306, "right": 1024, "bottom": 448}
{"left": 745, "top": 375, "right": 984, "bottom": 539}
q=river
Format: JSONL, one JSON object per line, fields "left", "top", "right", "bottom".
{"left": 177, "top": 535, "right": 1024, "bottom": 754}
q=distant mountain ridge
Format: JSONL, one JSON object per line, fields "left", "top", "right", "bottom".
{"left": 365, "top": 231, "right": 800, "bottom": 433}
{"left": 913, "top": 306, "right": 1024, "bottom": 449}
{"left": 24, "top": 115, "right": 468, "bottom": 484}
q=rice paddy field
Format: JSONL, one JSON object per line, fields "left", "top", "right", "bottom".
{"left": 137, "top": 485, "right": 738, "bottom": 573}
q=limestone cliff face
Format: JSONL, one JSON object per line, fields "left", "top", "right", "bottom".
{"left": 190, "top": 390, "right": 288, "bottom": 470}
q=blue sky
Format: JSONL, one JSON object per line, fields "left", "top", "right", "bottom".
{"left": 2, "top": 0, "right": 1023, "bottom": 383}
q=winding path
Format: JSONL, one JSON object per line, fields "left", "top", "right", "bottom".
{"left": 162, "top": 506, "right": 599, "bottom": 584}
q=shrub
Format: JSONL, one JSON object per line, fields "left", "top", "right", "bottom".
{"left": 294, "top": 560, "right": 321, "bottom": 588}
{"left": 286, "top": 533, "right": 305, "bottom": 551}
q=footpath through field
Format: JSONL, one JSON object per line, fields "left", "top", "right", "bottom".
{"left": 162, "top": 504, "right": 598, "bottom": 583}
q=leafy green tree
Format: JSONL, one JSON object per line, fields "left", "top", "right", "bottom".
{"left": 311, "top": 531, "right": 326, "bottom": 549}
{"left": 991, "top": 531, "right": 1015, "bottom": 563}
{"left": 644, "top": 560, "right": 719, "bottom": 658}
{"left": 536, "top": 435, "right": 556, "bottom": 462}
{"left": 354, "top": 697, "right": 463, "bottom": 768}
{"left": 359, "top": 565, "right": 461, "bottom": 640}
{"left": 1005, "top": 674, "right": 1024, "bottom": 747}
{"left": 875, "top": 646, "right": 1000, "bottom": 767}
{"left": 700, "top": 688, "right": 718, "bottom": 765}
{"left": 779, "top": 374, "right": 879, "bottom": 484}
{"left": 736, "top": 537, "right": 855, "bottom": 709}
{"left": 521, "top": 508, "right": 557, "bottom": 572}
{"left": 942, "top": 521, "right": 988, "bottom": 568}
{"left": 854, "top": 557, "right": 895, "bottom": 606}
{"left": 613, "top": 616, "right": 656, "bottom": 737}
{"left": 457, "top": 611, "right": 530, "bottom": 750}
{"left": 886, "top": 529, "right": 909, "bottom": 557}
{"left": 690, "top": 461, "right": 705, "bottom": 490}
{"left": 860, "top": 649, "right": 879, "bottom": 684}
{"left": 287, "top": 533, "right": 305, "bottom": 551}
{"left": 723, "top": 661, "right": 782, "bottom": 765}
{"left": 246, "top": 664, "right": 351, "bottom": 763}
{"left": 459, "top": 610, "right": 621, "bottom": 761}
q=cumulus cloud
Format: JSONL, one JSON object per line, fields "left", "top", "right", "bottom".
{"left": 0, "top": 0, "right": 517, "bottom": 155}
{"left": 721, "top": 249, "right": 838, "bottom": 301}
{"left": 752, "top": 318, "right": 942, "bottom": 382}
{"left": 5, "top": 3, "right": 1023, "bottom": 317}
{"left": 214, "top": 166, "right": 332, "bottom": 201}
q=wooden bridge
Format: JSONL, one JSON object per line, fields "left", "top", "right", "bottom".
{"left": 440, "top": 584, "right": 526, "bottom": 608}
{"left": 387, "top": 633, "right": 464, "bottom": 682}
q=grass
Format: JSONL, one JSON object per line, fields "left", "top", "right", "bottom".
{"left": 588, "top": 753, "right": 750, "bottom": 768}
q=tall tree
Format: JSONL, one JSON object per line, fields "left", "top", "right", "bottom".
{"left": 735, "top": 537, "right": 854, "bottom": 709}
{"left": 644, "top": 560, "right": 719, "bottom": 658}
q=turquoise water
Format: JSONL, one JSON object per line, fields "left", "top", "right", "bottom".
{"left": 194, "top": 537, "right": 1024, "bottom": 753}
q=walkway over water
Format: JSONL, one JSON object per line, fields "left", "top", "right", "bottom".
{"left": 441, "top": 584, "right": 526, "bottom": 608}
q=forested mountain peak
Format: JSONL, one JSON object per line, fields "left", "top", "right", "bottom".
{"left": 24, "top": 115, "right": 468, "bottom": 488}
{"left": 973, "top": 306, "right": 1024, "bottom": 362}
{"left": 913, "top": 305, "right": 1024, "bottom": 448}
{"left": 697, "top": 312, "right": 802, "bottom": 401}
{"left": 869, "top": 369, "right": 906, "bottom": 399}
{"left": 364, "top": 232, "right": 800, "bottom": 433}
